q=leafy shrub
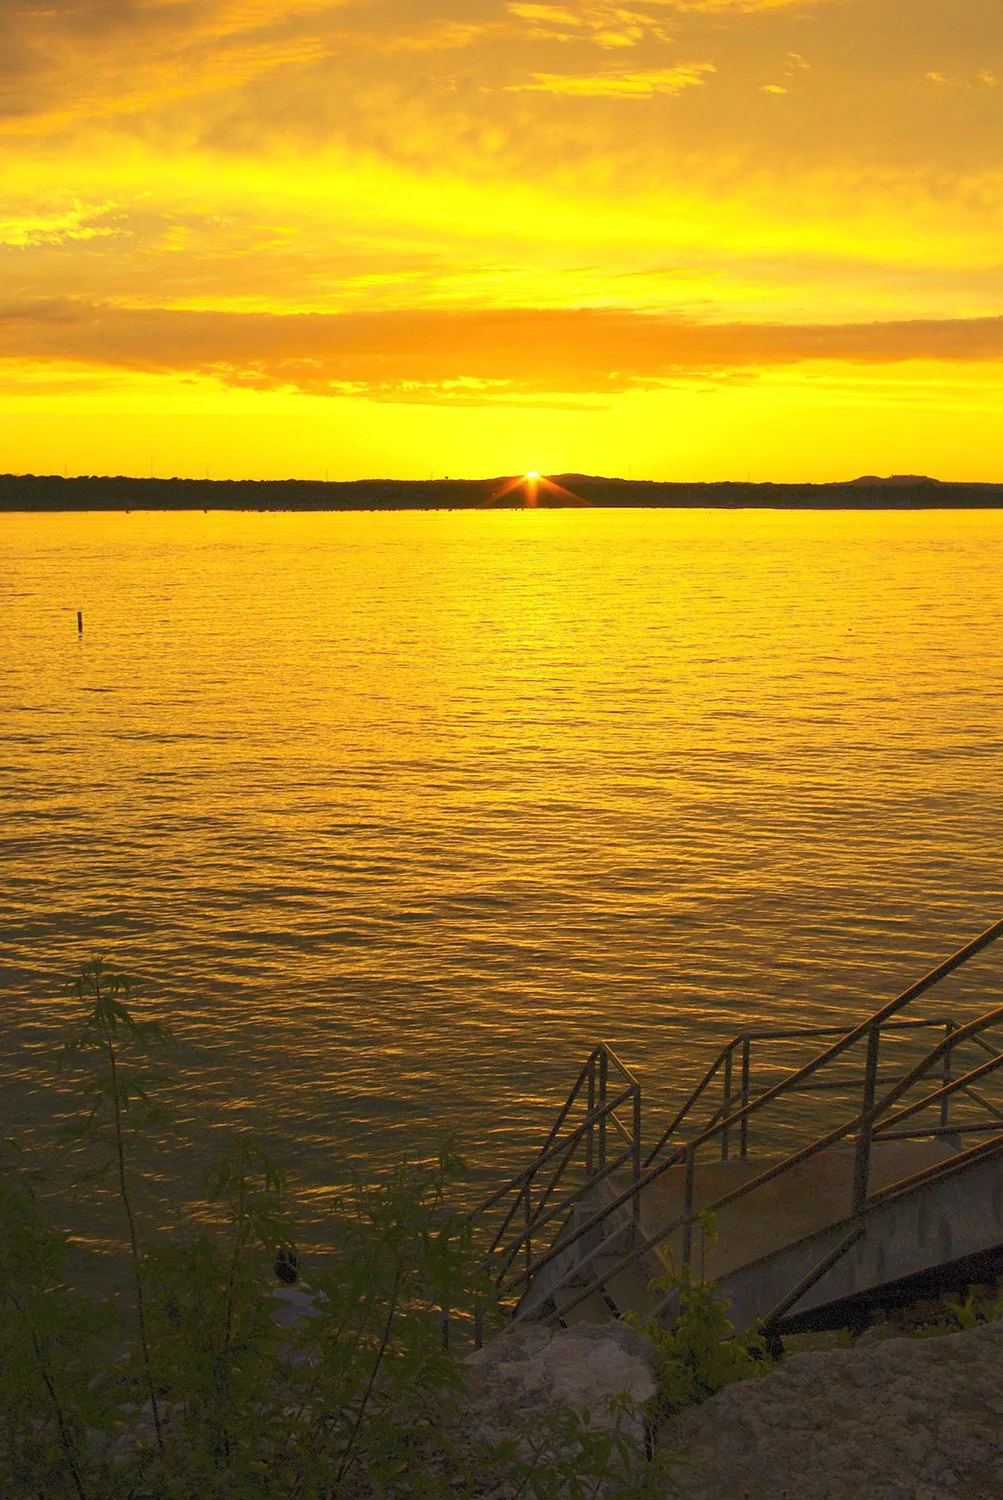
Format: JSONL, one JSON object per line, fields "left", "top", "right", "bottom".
{"left": 943, "top": 1285, "right": 1003, "bottom": 1330}
{"left": 639, "top": 1271, "right": 769, "bottom": 1418}
{"left": 0, "top": 961, "right": 668, "bottom": 1499}
{"left": 626, "top": 1213, "right": 771, "bottom": 1423}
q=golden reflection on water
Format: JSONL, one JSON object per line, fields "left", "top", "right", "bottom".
{"left": 3, "top": 507, "right": 1003, "bottom": 1211}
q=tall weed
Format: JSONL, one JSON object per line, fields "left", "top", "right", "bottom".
{"left": 0, "top": 962, "right": 670, "bottom": 1498}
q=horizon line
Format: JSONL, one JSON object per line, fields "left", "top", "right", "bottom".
{"left": 6, "top": 471, "right": 1003, "bottom": 489}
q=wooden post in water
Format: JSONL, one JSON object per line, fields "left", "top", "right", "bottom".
{"left": 77, "top": 610, "right": 83, "bottom": 635}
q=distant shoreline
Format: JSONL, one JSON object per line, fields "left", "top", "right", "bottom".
{"left": 3, "top": 473, "right": 1003, "bottom": 512}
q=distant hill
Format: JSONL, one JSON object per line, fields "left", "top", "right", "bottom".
{"left": 1, "top": 472, "right": 1001, "bottom": 512}
{"left": 843, "top": 475, "right": 941, "bottom": 487}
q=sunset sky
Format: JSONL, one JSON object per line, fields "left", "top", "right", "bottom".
{"left": 2, "top": 0, "right": 1002, "bottom": 481}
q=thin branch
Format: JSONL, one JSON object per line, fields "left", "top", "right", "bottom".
{"left": 507, "top": 1430, "right": 550, "bottom": 1500}
{"left": 100, "top": 1008, "right": 164, "bottom": 1454}
{"left": 11, "top": 1291, "right": 89, "bottom": 1500}
{"left": 334, "top": 1257, "right": 404, "bottom": 1489}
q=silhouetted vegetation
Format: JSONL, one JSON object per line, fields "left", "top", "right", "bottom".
{"left": 0, "top": 962, "right": 673, "bottom": 1498}
{"left": 3, "top": 472, "right": 1002, "bottom": 513}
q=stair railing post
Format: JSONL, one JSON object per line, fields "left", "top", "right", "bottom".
{"left": 598, "top": 1049, "right": 609, "bottom": 1173}
{"left": 721, "top": 1046, "right": 733, "bottom": 1162}
{"left": 852, "top": 1020, "right": 881, "bottom": 1212}
{"left": 739, "top": 1037, "right": 751, "bottom": 1159}
{"left": 586, "top": 1054, "right": 596, "bottom": 1177}
{"left": 941, "top": 1020, "right": 956, "bottom": 1131}
{"left": 682, "top": 1144, "right": 696, "bottom": 1271}
{"left": 632, "top": 1082, "right": 642, "bottom": 1231}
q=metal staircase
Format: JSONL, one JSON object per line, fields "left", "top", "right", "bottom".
{"left": 471, "top": 919, "right": 1003, "bottom": 1340}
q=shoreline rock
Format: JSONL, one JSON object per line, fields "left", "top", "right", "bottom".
{"left": 661, "top": 1317, "right": 1003, "bottom": 1499}
{"left": 463, "top": 1321, "right": 657, "bottom": 1444}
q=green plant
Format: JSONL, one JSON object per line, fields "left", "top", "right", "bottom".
{"left": 58, "top": 958, "right": 174, "bottom": 1453}
{"left": 0, "top": 1140, "right": 116, "bottom": 1500}
{"left": 943, "top": 1285, "right": 1003, "bottom": 1331}
{"left": 0, "top": 961, "right": 664, "bottom": 1499}
{"left": 476, "top": 1396, "right": 664, "bottom": 1500}
{"left": 635, "top": 1270, "right": 769, "bottom": 1419}
{"left": 625, "top": 1213, "right": 771, "bottom": 1423}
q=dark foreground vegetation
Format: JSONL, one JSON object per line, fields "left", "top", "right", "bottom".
{"left": 3, "top": 473, "right": 1003, "bottom": 512}
{"left": 0, "top": 961, "right": 761, "bottom": 1499}
{"left": 4, "top": 963, "right": 999, "bottom": 1499}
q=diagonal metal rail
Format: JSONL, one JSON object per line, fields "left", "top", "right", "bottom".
{"left": 475, "top": 918, "right": 1003, "bottom": 1334}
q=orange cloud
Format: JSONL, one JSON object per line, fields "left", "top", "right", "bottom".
{"left": 4, "top": 300, "right": 1003, "bottom": 403}
{"left": 667, "top": 0, "right": 835, "bottom": 8}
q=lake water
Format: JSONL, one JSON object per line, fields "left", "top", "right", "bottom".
{"left": 3, "top": 508, "right": 1003, "bottom": 1220}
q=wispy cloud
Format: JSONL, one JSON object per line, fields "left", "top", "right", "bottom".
{"left": 507, "top": 1, "right": 677, "bottom": 45}
{"left": 504, "top": 62, "right": 715, "bottom": 94}
{"left": 923, "top": 69, "right": 999, "bottom": 89}
{"left": 0, "top": 199, "right": 121, "bottom": 248}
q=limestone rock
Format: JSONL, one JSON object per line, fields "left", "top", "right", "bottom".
{"left": 463, "top": 1320, "right": 657, "bottom": 1442}
{"left": 661, "top": 1317, "right": 1003, "bottom": 1499}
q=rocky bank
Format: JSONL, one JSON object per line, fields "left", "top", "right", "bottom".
{"left": 465, "top": 1318, "right": 1003, "bottom": 1499}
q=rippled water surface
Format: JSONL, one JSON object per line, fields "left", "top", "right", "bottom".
{"left": 3, "top": 508, "right": 1003, "bottom": 1211}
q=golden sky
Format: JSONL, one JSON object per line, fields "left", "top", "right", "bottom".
{"left": 2, "top": 0, "right": 1002, "bottom": 480}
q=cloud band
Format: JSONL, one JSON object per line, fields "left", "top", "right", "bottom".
{"left": 3, "top": 300, "right": 1003, "bottom": 400}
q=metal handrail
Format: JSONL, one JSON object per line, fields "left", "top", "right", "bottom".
{"left": 727, "top": 1017, "right": 956, "bottom": 1042}
{"left": 518, "top": 921, "right": 1003, "bottom": 1322}
{"left": 473, "top": 1052, "right": 597, "bottom": 1221}
{"left": 478, "top": 1073, "right": 628, "bottom": 1233}
{"left": 872, "top": 1022, "right": 1003, "bottom": 1135}
{"left": 644, "top": 1019, "right": 962, "bottom": 1167}
{"left": 879, "top": 1122, "right": 1003, "bottom": 1141}
{"left": 559, "top": 1015, "right": 1003, "bottom": 1314}
{"left": 474, "top": 1042, "right": 643, "bottom": 1302}
{"left": 482, "top": 1082, "right": 635, "bottom": 1258}
{"left": 471, "top": 919, "right": 1003, "bottom": 1333}
{"left": 473, "top": 1043, "right": 641, "bottom": 1220}
{"left": 553, "top": 1116, "right": 1003, "bottom": 1332}
{"left": 545, "top": 1027, "right": 1003, "bottom": 1325}
{"left": 745, "top": 1224, "right": 867, "bottom": 1335}
{"left": 492, "top": 1140, "right": 636, "bottom": 1288}
{"left": 968, "top": 1030, "right": 1003, "bottom": 1061}
{"left": 496, "top": 1145, "right": 639, "bottom": 1296}
{"left": 865, "top": 1128, "right": 1003, "bottom": 1208}
{"left": 644, "top": 918, "right": 1003, "bottom": 1167}
{"left": 959, "top": 1085, "right": 1003, "bottom": 1125}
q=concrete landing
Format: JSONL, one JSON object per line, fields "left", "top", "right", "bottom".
{"left": 609, "top": 1140, "right": 959, "bottom": 1285}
